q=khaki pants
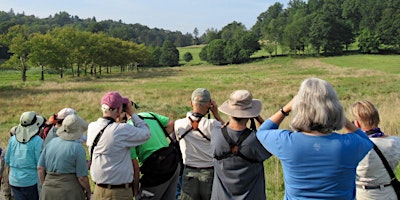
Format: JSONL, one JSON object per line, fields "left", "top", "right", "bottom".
{"left": 93, "top": 185, "right": 133, "bottom": 200}
{"left": 180, "top": 166, "right": 214, "bottom": 200}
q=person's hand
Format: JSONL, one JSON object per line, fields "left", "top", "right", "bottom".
{"left": 210, "top": 100, "right": 219, "bottom": 115}
{"left": 282, "top": 96, "right": 296, "bottom": 113}
{"left": 124, "top": 101, "right": 135, "bottom": 117}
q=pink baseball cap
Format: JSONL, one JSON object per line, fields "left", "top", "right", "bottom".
{"left": 100, "top": 92, "right": 129, "bottom": 109}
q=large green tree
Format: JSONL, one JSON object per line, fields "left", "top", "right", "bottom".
{"left": 159, "top": 40, "right": 179, "bottom": 67}
{"left": 0, "top": 25, "right": 32, "bottom": 81}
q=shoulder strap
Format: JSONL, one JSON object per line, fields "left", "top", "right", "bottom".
{"left": 221, "top": 126, "right": 237, "bottom": 153}
{"left": 145, "top": 112, "right": 175, "bottom": 143}
{"left": 216, "top": 126, "right": 258, "bottom": 163}
{"left": 90, "top": 119, "right": 114, "bottom": 161}
{"left": 374, "top": 144, "right": 397, "bottom": 179}
{"left": 179, "top": 115, "right": 210, "bottom": 141}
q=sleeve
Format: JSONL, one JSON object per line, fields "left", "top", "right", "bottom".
{"left": 34, "top": 137, "right": 43, "bottom": 164}
{"left": 121, "top": 114, "right": 151, "bottom": 147}
{"left": 5, "top": 137, "right": 13, "bottom": 166}
{"left": 354, "top": 129, "right": 374, "bottom": 161}
{"left": 37, "top": 148, "right": 46, "bottom": 168}
{"left": 75, "top": 145, "right": 89, "bottom": 177}
{"left": 256, "top": 119, "right": 290, "bottom": 157}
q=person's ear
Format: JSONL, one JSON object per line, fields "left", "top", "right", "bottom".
{"left": 353, "top": 119, "right": 362, "bottom": 128}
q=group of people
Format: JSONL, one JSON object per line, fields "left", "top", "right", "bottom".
{"left": 1, "top": 77, "right": 399, "bottom": 200}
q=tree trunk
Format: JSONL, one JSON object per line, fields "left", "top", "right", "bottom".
{"left": 60, "top": 68, "right": 63, "bottom": 79}
{"left": 77, "top": 63, "right": 81, "bottom": 77}
{"left": 41, "top": 64, "right": 44, "bottom": 81}
{"left": 71, "top": 65, "right": 75, "bottom": 77}
{"left": 19, "top": 56, "right": 27, "bottom": 82}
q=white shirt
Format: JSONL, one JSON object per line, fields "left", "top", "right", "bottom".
{"left": 87, "top": 114, "right": 150, "bottom": 184}
{"left": 356, "top": 136, "right": 400, "bottom": 200}
{"left": 174, "top": 112, "right": 221, "bottom": 168}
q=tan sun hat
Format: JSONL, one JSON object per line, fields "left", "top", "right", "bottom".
{"left": 15, "top": 111, "right": 45, "bottom": 143}
{"left": 218, "top": 90, "right": 262, "bottom": 118}
{"left": 56, "top": 114, "right": 88, "bottom": 141}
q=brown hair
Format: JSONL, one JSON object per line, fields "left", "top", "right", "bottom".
{"left": 350, "top": 100, "right": 380, "bottom": 128}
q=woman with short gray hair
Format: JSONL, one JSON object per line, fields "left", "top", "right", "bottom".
{"left": 256, "top": 78, "right": 374, "bottom": 200}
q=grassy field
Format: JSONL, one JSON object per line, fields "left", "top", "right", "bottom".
{"left": 0, "top": 54, "right": 399, "bottom": 199}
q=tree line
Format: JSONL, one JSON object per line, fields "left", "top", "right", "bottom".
{"left": 0, "top": 25, "right": 180, "bottom": 81}
{"left": 1, "top": 0, "right": 400, "bottom": 79}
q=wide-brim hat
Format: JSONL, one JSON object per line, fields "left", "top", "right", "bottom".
{"left": 15, "top": 111, "right": 45, "bottom": 143}
{"left": 219, "top": 90, "right": 262, "bottom": 118}
{"left": 57, "top": 114, "right": 88, "bottom": 141}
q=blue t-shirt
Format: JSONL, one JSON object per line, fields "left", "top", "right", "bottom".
{"left": 38, "top": 137, "right": 88, "bottom": 177}
{"left": 256, "top": 119, "right": 373, "bottom": 200}
{"left": 5, "top": 135, "right": 43, "bottom": 187}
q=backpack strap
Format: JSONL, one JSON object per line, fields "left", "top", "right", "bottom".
{"left": 140, "top": 113, "right": 174, "bottom": 142}
{"left": 215, "top": 126, "right": 259, "bottom": 163}
{"left": 179, "top": 114, "right": 210, "bottom": 141}
{"left": 90, "top": 117, "right": 115, "bottom": 161}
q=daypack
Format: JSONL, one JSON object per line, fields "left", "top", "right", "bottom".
{"left": 138, "top": 113, "right": 182, "bottom": 187}
{"left": 214, "top": 125, "right": 259, "bottom": 163}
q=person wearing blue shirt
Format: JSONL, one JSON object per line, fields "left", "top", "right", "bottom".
{"left": 38, "top": 114, "right": 91, "bottom": 200}
{"left": 256, "top": 78, "right": 374, "bottom": 200}
{"left": 5, "top": 111, "right": 45, "bottom": 200}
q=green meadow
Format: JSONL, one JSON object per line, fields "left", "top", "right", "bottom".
{"left": 0, "top": 54, "right": 399, "bottom": 199}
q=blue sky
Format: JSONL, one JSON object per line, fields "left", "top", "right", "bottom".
{"left": 1, "top": 0, "right": 289, "bottom": 34}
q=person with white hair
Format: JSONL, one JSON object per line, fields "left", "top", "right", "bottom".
{"left": 87, "top": 91, "right": 151, "bottom": 200}
{"left": 256, "top": 78, "right": 374, "bottom": 199}
{"left": 5, "top": 111, "right": 46, "bottom": 200}
{"left": 38, "top": 114, "right": 91, "bottom": 200}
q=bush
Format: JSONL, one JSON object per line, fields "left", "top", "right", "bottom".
{"left": 183, "top": 52, "right": 193, "bottom": 62}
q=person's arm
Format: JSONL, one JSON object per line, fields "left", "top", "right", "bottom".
{"left": 210, "top": 100, "right": 225, "bottom": 124}
{"left": 132, "top": 159, "right": 140, "bottom": 197}
{"left": 37, "top": 166, "right": 46, "bottom": 184}
{"left": 165, "top": 119, "right": 175, "bottom": 135}
{"left": 269, "top": 97, "right": 294, "bottom": 126}
{"left": 343, "top": 118, "right": 359, "bottom": 133}
{"left": 255, "top": 115, "right": 264, "bottom": 125}
{"left": 78, "top": 176, "right": 91, "bottom": 200}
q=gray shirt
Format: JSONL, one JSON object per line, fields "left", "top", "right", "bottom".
{"left": 211, "top": 127, "right": 271, "bottom": 200}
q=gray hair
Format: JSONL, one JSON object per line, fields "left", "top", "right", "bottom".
{"left": 101, "top": 104, "right": 119, "bottom": 115}
{"left": 290, "top": 78, "right": 345, "bottom": 134}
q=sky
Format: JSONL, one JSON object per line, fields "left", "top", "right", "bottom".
{"left": 1, "top": 0, "right": 290, "bottom": 34}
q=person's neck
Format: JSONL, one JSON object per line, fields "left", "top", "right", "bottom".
{"left": 227, "top": 120, "right": 247, "bottom": 131}
{"left": 302, "top": 130, "right": 328, "bottom": 136}
{"left": 192, "top": 109, "right": 207, "bottom": 116}
{"left": 103, "top": 115, "right": 117, "bottom": 121}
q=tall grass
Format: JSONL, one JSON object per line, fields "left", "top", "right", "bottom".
{"left": 0, "top": 55, "right": 399, "bottom": 199}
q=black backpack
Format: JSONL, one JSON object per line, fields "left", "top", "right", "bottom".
{"left": 138, "top": 113, "right": 182, "bottom": 187}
